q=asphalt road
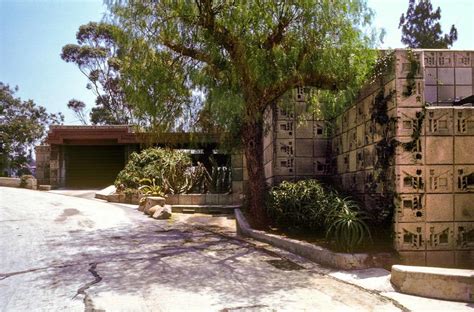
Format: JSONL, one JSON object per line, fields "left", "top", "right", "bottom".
{"left": 0, "top": 187, "right": 467, "bottom": 311}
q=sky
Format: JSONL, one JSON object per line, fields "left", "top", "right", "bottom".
{"left": 1, "top": 0, "right": 473, "bottom": 124}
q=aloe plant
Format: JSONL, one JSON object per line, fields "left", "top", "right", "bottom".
{"left": 138, "top": 178, "right": 164, "bottom": 197}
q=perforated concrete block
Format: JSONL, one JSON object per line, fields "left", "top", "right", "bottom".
{"left": 275, "top": 102, "right": 294, "bottom": 120}
{"left": 424, "top": 67, "right": 437, "bottom": 85}
{"left": 454, "top": 194, "right": 474, "bottom": 222}
{"left": 395, "top": 165, "right": 425, "bottom": 193}
{"left": 295, "top": 139, "right": 313, "bottom": 157}
{"left": 436, "top": 51, "right": 454, "bottom": 67}
{"left": 425, "top": 136, "right": 453, "bottom": 164}
{"left": 313, "top": 121, "right": 327, "bottom": 138}
{"left": 424, "top": 51, "right": 436, "bottom": 67}
{"left": 342, "top": 111, "right": 349, "bottom": 133}
{"left": 396, "top": 50, "right": 423, "bottom": 79}
{"left": 395, "top": 223, "right": 426, "bottom": 251}
{"left": 425, "top": 107, "right": 453, "bottom": 136}
{"left": 313, "top": 139, "right": 328, "bottom": 158}
{"left": 295, "top": 157, "right": 313, "bottom": 176}
{"left": 356, "top": 100, "right": 366, "bottom": 125}
{"left": 347, "top": 106, "right": 357, "bottom": 128}
{"left": 454, "top": 222, "right": 474, "bottom": 249}
{"left": 454, "top": 136, "right": 474, "bottom": 164}
{"left": 454, "top": 165, "right": 474, "bottom": 192}
{"left": 356, "top": 150, "right": 364, "bottom": 171}
{"left": 341, "top": 132, "right": 349, "bottom": 153}
{"left": 275, "top": 139, "right": 294, "bottom": 157}
{"left": 396, "top": 78, "right": 424, "bottom": 107}
{"left": 426, "top": 222, "right": 455, "bottom": 250}
{"left": 454, "top": 107, "right": 474, "bottom": 135}
{"left": 275, "top": 120, "right": 294, "bottom": 139}
{"left": 364, "top": 120, "right": 374, "bottom": 145}
{"left": 426, "top": 251, "right": 455, "bottom": 268}
{"left": 313, "top": 157, "right": 328, "bottom": 175}
{"left": 425, "top": 194, "right": 454, "bottom": 222}
{"left": 397, "top": 251, "right": 426, "bottom": 266}
{"left": 426, "top": 165, "right": 453, "bottom": 193}
{"left": 348, "top": 128, "right": 357, "bottom": 151}
{"left": 396, "top": 107, "right": 425, "bottom": 137}
{"left": 454, "top": 51, "right": 472, "bottom": 67}
{"left": 274, "top": 157, "right": 294, "bottom": 176}
{"left": 396, "top": 194, "right": 425, "bottom": 222}
{"left": 295, "top": 120, "right": 313, "bottom": 139}
{"left": 395, "top": 136, "right": 424, "bottom": 165}
{"left": 356, "top": 124, "right": 365, "bottom": 148}
{"left": 455, "top": 67, "right": 472, "bottom": 85}
{"left": 337, "top": 154, "right": 346, "bottom": 174}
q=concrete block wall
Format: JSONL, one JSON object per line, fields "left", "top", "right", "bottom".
{"left": 263, "top": 49, "right": 474, "bottom": 268}
{"left": 35, "top": 145, "right": 50, "bottom": 185}
{"left": 263, "top": 87, "right": 330, "bottom": 186}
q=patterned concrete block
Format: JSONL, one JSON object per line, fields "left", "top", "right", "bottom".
{"left": 425, "top": 107, "right": 453, "bottom": 135}
{"left": 454, "top": 165, "right": 474, "bottom": 192}
{"left": 395, "top": 136, "right": 424, "bottom": 165}
{"left": 274, "top": 157, "right": 294, "bottom": 176}
{"left": 396, "top": 107, "right": 425, "bottom": 137}
{"left": 275, "top": 139, "right": 294, "bottom": 157}
{"left": 395, "top": 222, "right": 426, "bottom": 251}
{"left": 455, "top": 222, "right": 474, "bottom": 249}
{"left": 436, "top": 51, "right": 454, "bottom": 67}
{"left": 454, "top": 107, "right": 474, "bottom": 135}
{"left": 395, "top": 165, "right": 425, "bottom": 193}
{"left": 426, "top": 222, "right": 454, "bottom": 250}
{"left": 396, "top": 194, "right": 425, "bottom": 222}
{"left": 426, "top": 165, "right": 453, "bottom": 193}
{"left": 275, "top": 120, "right": 294, "bottom": 139}
{"left": 454, "top": 51, "right": 471, "bottom": 67}
{"left": 396, "top": 78, "right": 424, "bottom": 107}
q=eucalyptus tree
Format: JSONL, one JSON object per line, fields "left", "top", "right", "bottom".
{"left": 109, "top": 0, "right": 378, "bottom": 227}
{"left": 61, "top": 22, "right": 133, "bottom": 124}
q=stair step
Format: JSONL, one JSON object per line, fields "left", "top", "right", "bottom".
{"left": 171, "top": 205, "right": 240, "bottom": 214}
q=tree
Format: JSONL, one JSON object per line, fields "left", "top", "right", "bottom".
{"left": 0, "top": 83, "right": 64, "bottom": 176}
{"left": 399, "top": 0, "right": 457, "bottom": 48}
{"left": 109, "top": 1, "right": 377, "bottom": 227}
{"left": 61, "top": 22, "right": 132, "bottom": 124}
{"left": 67, "top": 99, "right": 88, "bottom": 125}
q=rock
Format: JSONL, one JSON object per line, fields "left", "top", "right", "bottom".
{"left": 152, "top": 205, "right": 172, "bottom": 219}
{"left": 38, "top": 185, "right": 51, "bottom": 191}
{"left": 143, "top": 196, "right": 165, "bottom": 214}
{"left": 147, "top": 205, "right": 159, "bottom": 215}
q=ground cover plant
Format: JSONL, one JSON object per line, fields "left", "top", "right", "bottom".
{"left": 266, "top": 179, "right": 372, "bottom": 252}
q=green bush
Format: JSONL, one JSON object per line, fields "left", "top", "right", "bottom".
{"left": 266, "top": 179, "right": 371, "bottom": 252}
{"left": 115, "top": 148, "right": 192, "bottom": 194}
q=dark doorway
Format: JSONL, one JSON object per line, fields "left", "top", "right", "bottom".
{"left": 65, "top": 145, "right": 125, "bottom": 188}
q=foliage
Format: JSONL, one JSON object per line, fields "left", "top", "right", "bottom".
{"left": 266, "top": 179, "right": 371, "bottom": 252}
{"left": 108, "top": 0, "right": 379, "bottom": 227}
{"left": 19, "top": 175, "right": 34, "bottom": 188}
{"left": 61, "top": 22, "right": 132, "bottom": 125}
{"left": 402, "top": 50, "right": 420, "bottom": 97}
{"left": 0, "top": 83, "right": 63, "bottom": 176}
{"left": 67, "top": 99, "right": 88, "bottom": 125}
{"left": 399, "top": 0, "right": 457, "bottom": 48}
{"left": 325, "top": 198, "right": 371, "bottom": 252}
{"left": 138, "top": 178, "right": 164, "bottom": 197}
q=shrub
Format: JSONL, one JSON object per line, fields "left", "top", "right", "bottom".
{"left": 115, "top": 148, "right": 192, "bottom": 194}
{"left": 266, "top": 179, "right": 371, "bottom": 252}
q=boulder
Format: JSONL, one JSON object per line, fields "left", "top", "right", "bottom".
{"left": 143, "top": 196, "right": 165, "bottom": 214}
{"left": 152, "top": 205, "right": 172, "bottom": 219}
{"left": 147, "top": 205, "right": 159, "bottom": 215}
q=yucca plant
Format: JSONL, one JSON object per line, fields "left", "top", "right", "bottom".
{"left": 138, "top": 178, "right": 164, "bottom": 197}
{"left": 325, "top": 197, "right": 371, "bottom": 253}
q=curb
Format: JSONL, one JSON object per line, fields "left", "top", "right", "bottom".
{"left": 235, "top": 209, "right": 393, "bottom": 270}
{"left": 391, "top": 265, "right": 474, "bottom": 303}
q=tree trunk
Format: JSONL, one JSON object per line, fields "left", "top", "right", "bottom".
{"left": 242, "top": 120, "right": 268, "bottom": 229}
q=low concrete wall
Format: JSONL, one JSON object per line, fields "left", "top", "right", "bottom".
{"left": 165, "top": 194, "right": 235, "bottom": 205}
{"left": 235, "top": 209, "right": 393, "bottom": 270}
{"left": 0, "top": 177, "right": 37, "bottom": 190}
{"left": 391, "top": 265, "right": 474, "bottom": 303}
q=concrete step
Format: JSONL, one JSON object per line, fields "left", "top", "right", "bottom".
{"left": 171, "top": 204, "right": 241, "bottom": 214}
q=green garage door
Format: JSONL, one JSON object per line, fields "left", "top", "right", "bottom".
{"left": 65, "top": 145, "right": 125, "bottom": 188}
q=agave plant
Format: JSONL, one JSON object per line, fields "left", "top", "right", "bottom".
{"left": 325, "top": 197, "right": 371, "bottom": 253}
{"left": 138, "top": 178, "right": 164, "bottom": 197}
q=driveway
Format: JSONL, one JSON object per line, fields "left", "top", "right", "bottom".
{"left": 0, "top": 187, "right": 470, "bottom": 311}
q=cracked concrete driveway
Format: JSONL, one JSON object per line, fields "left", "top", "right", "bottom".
{"left": 0, "top": 187, "right": 465, "bottom": 312}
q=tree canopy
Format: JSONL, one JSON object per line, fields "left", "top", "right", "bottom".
{"left": 109, "top": 0, "right": 378, "bottom": 226}
{"left": 61, "top": 22, "right": 132, "bottom": 124}
{"left": 399, "top": 0, "right": 457, "bottom": 48}
{"left": 0, "top": 83, "right": 63, "bottom": 176}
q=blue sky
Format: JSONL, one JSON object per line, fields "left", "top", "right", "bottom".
{"left": 1, "top": 0, "right": 473, "bottom": 124}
